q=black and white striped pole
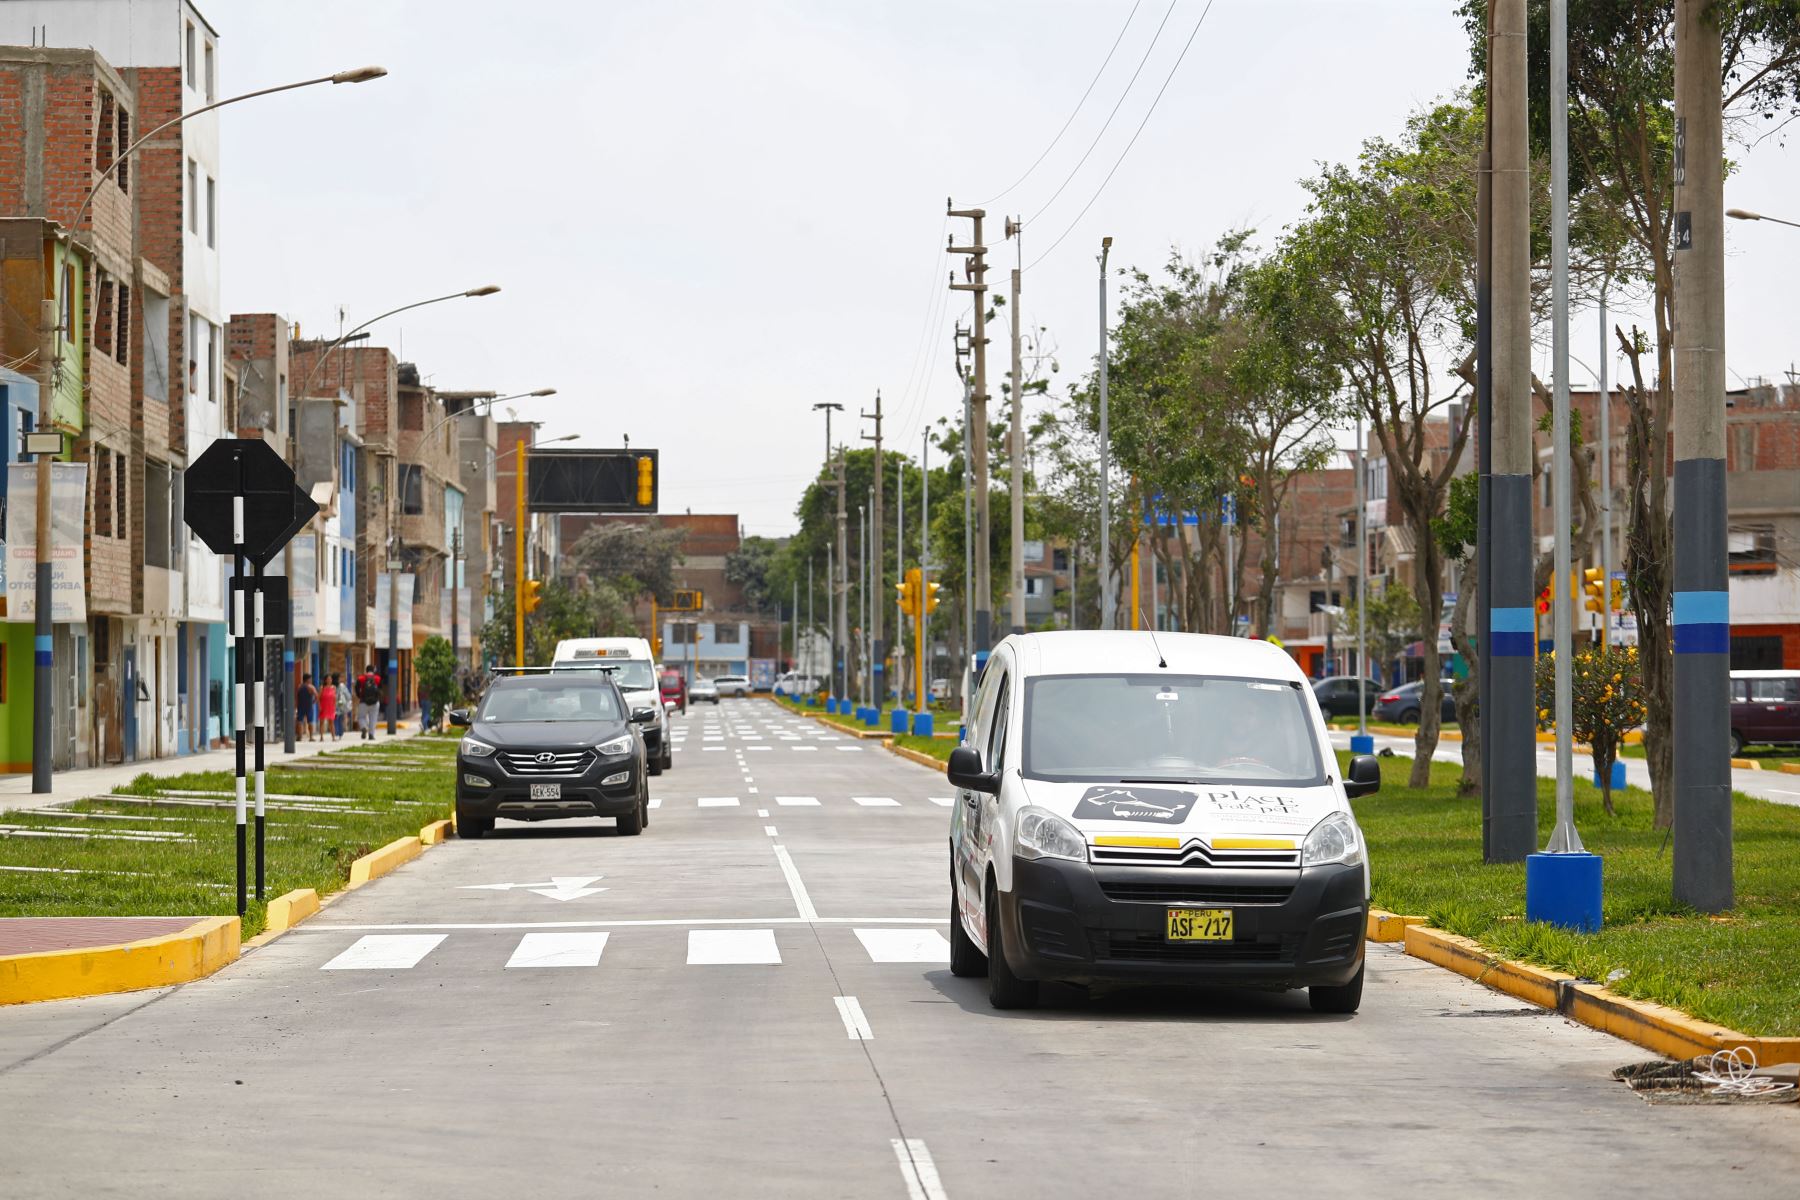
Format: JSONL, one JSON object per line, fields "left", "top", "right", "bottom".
{"left": 232, "top": 483, "right": 248, "bottom": 917}
{"left": 252, "top": 562, "right": 268, "bottom": 900}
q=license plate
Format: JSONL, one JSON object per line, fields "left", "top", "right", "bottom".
{"left": 529, "top": 783, "right": 562, "bottom": 800}
{"left": 1166, "top": 908, "right": 1233, "bottom": 941}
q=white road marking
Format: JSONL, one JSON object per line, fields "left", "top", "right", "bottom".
{"left": 748, "top": 787, "right": 760, "bottom": 794}
{"left": 756, "top": 808, "right": 770, "bottom": 817}
{"left": 772, "top": 844, "right": 819, "bottom": 920}
{"left": 776, "top": 796, "right": 820, "bottom": 806}
{"left": 927, "top": 797, "right": 953, "bottom": 807}
{"left": 892, "top": 1138, "right": 948, "bottom": 1200}
{"left": 297, "top": 916, "right": 949, "bottom": 931}
{"left": 748, "top": 745, "right": 772, "bottom": 751}
{"left": 854, "top": 927, "right": 951, "bottom": 963}
{"left": 505, "top": 931, "right": 610, "bottom": 968}
{"left": 793, "top": 746, "right": 818, "bottom": 752}
{"left": 687, "top": 928, "right": 781, "bottom": 964}
{"left": 764, "top": 825, "right": 779, "bottom": 836}
{"left": 649, "top": 797, "right": 663, "bottom": 809}
{"left": 697, "top": 796, "right": 740, "bottom": 807}
{"left": 459, "top": 876, "right": 607, "bottom": 902}
{"left": 320, "top": 934, "right": 446, "bottom": 970}
{"left": 703, "top": 746, "right": 726, "bottom": 752}
{"left": 837, "top": 746, "right": 864, "bottom": 752}
{"left": 853, "top": 796, "right": 900, "bottom": 807}
{"left": 834, "top": 995, "right": 874, "bottom": 1040}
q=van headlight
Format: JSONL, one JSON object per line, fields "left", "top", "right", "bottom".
{"left": 596, "top": 734, "right": 634, "bottom": 756}
{"left": 1302, "top": 811, "right": 1364, "bottom": 867}
{"left": 459, "top": 737, "right": 496, "bottom": 759}
{"left": 1015, "top": 807, "right": 1088, "bottom": 863}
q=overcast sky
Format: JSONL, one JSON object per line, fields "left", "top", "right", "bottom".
{"left": 214, "top": 0, "right": 1800, "bottom": 536}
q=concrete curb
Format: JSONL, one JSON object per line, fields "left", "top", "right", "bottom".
{"left": 1364, "top": 909, "right": 1426, "bottom": 942}
{"left": 1781, "top": 763, "right": 1800, "bottom": 776}
{"left": 1729, "top": 757, "right": 1760, "bottom": 770}
{"left": 264, "top": 888, "right": 320, "bottom": 934}
{"left": 0, "top": 915, "right": 239, "bottom": 1005}
{"left": 1396, "top": 924, "right": 1800, "bottom": 1065}
{"left": 888, "top": 743, "right": 948, "bottom": 774}
{"left": 347, "top": 835, "right": 423, "bottom": 888}
{"left": 419, "top": 819, "right": 452, "bottom": 845}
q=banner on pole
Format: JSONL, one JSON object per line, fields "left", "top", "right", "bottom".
{"left": 373, "top": 574, "right": 415, "bottom": 648}
{"left": 5, "top": 462, "right": 89, "bottom": 622}
{"left": 290, "top": 538, "right": 318, "bottom": 639}
{"left": 439, "top": 587, "right": 471, "bottom": 634}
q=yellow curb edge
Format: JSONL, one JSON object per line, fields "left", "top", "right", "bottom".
{"left": 1729, "top": 757, "right": 1760, "bottom": 770}
{"left": 1781, "top": 763, "right": 1800, "bottom": 776}
{"left": 887, "top": 742, "right": 949, "bottom": 774}
{"left": 420, "top": 819, "right": 452, "bottom": 846}
{"left": 0, "top": 915, "right": 240, "bottom": 1006}
{"left": 1364, "top": 909, "right": 1427, "bottom": 942}
{"left": 263, "top": 888, "right": 320, "bottom": 934}
{"left": 348, "top": 835, "right": 423, "bottom": 888}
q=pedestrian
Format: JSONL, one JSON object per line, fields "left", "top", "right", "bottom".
{"left": 419, "top": 679, "right": 434, "bottom": 734}
{"left": 297, "top": 673, "right": 318, "bottom": 742}
{"left": 355, "top": 664, "right": 383, "bottom": 740}
{"left": 319, "top": 671, "right": 338, "bottom": 742}
{"left": 333, "top": 674, "right": 351, "bottom": 740}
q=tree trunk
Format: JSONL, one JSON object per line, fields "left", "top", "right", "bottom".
{"left": 1409, "top": 529, "right": 1446, "bottom": 789}
{"left": 1618, "top": 328, "right": 1675, "bottom": 827}
{"left": 1450, "top": 569, "right": 1480, "bottom": 796}
{"left": 1255, "top": 475, "right": 1280, "bottom": 638}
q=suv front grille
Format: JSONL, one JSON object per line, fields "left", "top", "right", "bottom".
{"left": 499, "top": 750, "right": 595, "bottom": 776}
{"left": 1097, "top": 881, "right": 1294, "bottom": 906}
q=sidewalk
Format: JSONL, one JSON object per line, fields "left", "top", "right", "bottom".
{"left": 0, "top": 723, "right": 420, "bottom": 816}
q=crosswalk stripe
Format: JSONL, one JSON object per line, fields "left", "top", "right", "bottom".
{"left": 793, "top": 746, "right": 818, "bottom": 752}
{"left": 775, "top": 796, "right": 820, "bottom": 806}
{"left": 835, "top": 995, "right": 873, "bottom": 1040}
{"left": 854, "top": 928, "right": 950, "bottom": 963}
{"left": 505, "top": 932, "right": 609, "bottom": 968}
{"left": 697, "top": 797, "right": 739, "bottom": 807}
{"left": 852, "top": 796, "right": 899, "bottom": 807}
{"left": 648, "top": 798, "right": 663, "bottom": 808}
{"left": 321, "top": 934, "right": 445, "bottom": 970}
{"left": 927, "top": 797, "right": 954, "bottom": 807}
{"left": 687, "top": 928, "right": 781, "bottom": 964}
{"left": 836, "top": 746, "right": 864, "bottom": 752}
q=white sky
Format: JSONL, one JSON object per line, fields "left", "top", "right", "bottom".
{"left": 214, "top": 1, "right": 1800, "bottom": 535}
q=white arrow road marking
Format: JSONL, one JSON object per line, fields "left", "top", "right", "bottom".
{"left": 855, "top": 928, "right": 950, "bottom": 963}
{"left": 834, "top": 995, "right": 873, "bottom": 1040}
{"left": 505, "top": 931, "right": 609, "bottom": 968}
{"left": 892, "top": 1139, "right": 947, "bottom": 1200}
{"left": 459, "top": 876, "right": 608, "bottom": 902}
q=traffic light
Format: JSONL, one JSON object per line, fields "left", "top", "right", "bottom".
{"left": 1582, "top": 567, "right": 1606, "bottom": 614}
{"left": 1609, "top": 578, "right": 1626, "bottom": 611}
{"left": 635, "top": 455, "right": 655, "bottom": 507}
{"left": 1536, "top": 583, "right": 1552, "bottom": 616}
{"left": 522, "top": 579, "right": 544, "bottom": 615}
{"left": 923, "top": 579, "right": 941, "bottom": 614}
{"left": 896, "top": 568, "right": 920, "bottom": 617}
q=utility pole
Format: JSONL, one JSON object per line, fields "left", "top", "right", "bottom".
{"left": 862, "top": 389, "right": 884, "bottom": 705}
{"left": 814, "top": 402, "right": 846, "bottom": 701}
{"left": 30, "top": 298, "right": 56, "bottom": 793}
{"left": 1098, "top": 236, "right": 1114, "bottom": 630}
{"left": 1599, "top": 285, "right": 1612, "bottom": 650}
{"left": 920, "top": 427, "right": 931, "bottom": 711}
{"left": 895, "top": 451, "right": 905, "bottom": 706}
{"left": 808, "top": 556, "right": 814, "bottom": 683}
{"left": 450, "top": 525, "right": 461, "bottom": 665}
{"left": 1006, "top": 216, "right": 1025, "bottom": 636}
{"left": 835, "top": 450, "right": 848, "bottom": 703}
{"left": 1485, "top": 0, "right": 1538, "bottom": 864}
{"left": 955, "top": 324, "right": 975, "bottom": 717}
{"left": 1672, "top": 0, "right": 1732, "bottom": 912}
{"left": 948, "top": 201, "right": 991, "bottom": 652}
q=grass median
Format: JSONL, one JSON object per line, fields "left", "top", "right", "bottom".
{"left": 1352, "top": 751, "right": 1800, "bottom": 1037}
{"left": 0, "top": 736, "right": 456, "bottom": 940}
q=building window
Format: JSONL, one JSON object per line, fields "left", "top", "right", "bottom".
{"left": 60, "top": 264, "right": 76, "bottom": 348}
{"left": 205, "top": 176, "right": 216, "bottom": 248}
{"left": 207, "top": 322, "right": 219, "bottom": 401}
{"left": 204, "top": 40, "right": 215, "bottom": 103}
{"left": 712, "top": 623, "right": 740, "bottom": 645}
{"left": 114, "top": 448, "right": 127, "bottom": 539}
{"left": 93, "top": 448, "right": 112, "bottom": 538}
{"left": 95, "top": 89, "right": 115, "bottom": 177}
{"left": 185, "top": 22, "right": 196, "bottom": 89}
{"left": 187, "top": 160, "right": 198, "bottom": 233}
{"left": 115, "top": 105, "right": 130, "bottom": 192}
{"left": 1727, "top": 524, "right": 1777, "bottom": 576}
{"left": 115, "top": 285, "right": 130, "bottom": 363}
{"left": 92, "top": 275, "right": 115, "bottom": 360}
{"left": 398, "top": 464, "right": 424, "bottom": 515}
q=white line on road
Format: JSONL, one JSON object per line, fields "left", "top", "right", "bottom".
{"left": 764, "top": 825, "right": 779, "bottom": 836}
{"left": 298, "top": 916, "right": 947, "bottom": 931}
{"left": 505, "top": 931, "right": 610, "bottom": 968}
{"left": 834, "top": 995, "right": 873, "bottom": 1040}
{"left": 854, "top": 927, "right": 951, "bottom": 963}
{"left": 648, "top": 797, "right": 663, "bottom": 809}
{"left": 837, "top": 746, "right": 864, "bottom": 752}
{"left": 703, "top": 747, "right": 726, "bottom": 752}
{"left": 776, "top": 796, "right": 820, "bottom": 806}
{"left": 892, "top": 1138, "right": 948, "bottom": 1200}
{"left": 697, "top": 796, "right": 740, "bottom": 807}
{"left": 853, "top": 796, "right": 900, "bottom": 807}
{"left": 320, "top": 934, "right": 446, "bottom": 970}
{"left": 927, "top": 797, "right": 953, "bottom": 807}
{"left": 687, "top": 928, "right": 781, "bottom": 964}
{"left": 772, "top": 844, "right": 818, "bottom": 920}
{"left": 756, "top": 808, "right": 769, "bottom": 817}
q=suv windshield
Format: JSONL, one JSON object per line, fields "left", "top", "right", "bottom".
{"left": 1022, "top": 673, "right": 1325, "bottom": 786}
{"left": 478, "top": 680, "right": 624, "bottom": 723}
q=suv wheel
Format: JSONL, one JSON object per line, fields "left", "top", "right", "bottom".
{"left": 456, "top": 808, "right": 492, "bottom": 840}
{"left": 1399, "top": 707, "right": 1420, "bottom": 724}
{"left": 617, "top": 800, "right": 644, "bottom": 836}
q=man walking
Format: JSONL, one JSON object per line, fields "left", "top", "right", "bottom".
{"left": 355, "top": 664, "right": 383, "bottom": 740}
{"left": 296, "top": 673, "right": 318, "bottom": 743}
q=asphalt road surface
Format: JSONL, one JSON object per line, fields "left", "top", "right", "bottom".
{"left": 1, "top": 699, "right": 1793, "bottom": 1198}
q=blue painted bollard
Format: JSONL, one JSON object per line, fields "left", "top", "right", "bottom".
{"left": 1592, "top": 760, "right": 1626, "bottom": 790}
{"left": 826, "top": 697, "right": 838, "bottom": 714}
{"left": 865, "top": 707, "right": 880, "bottom": 728}
{"left": 891, "top": 708, "right": 909, "bottom": 734}
{"left": 1525, "top": 852, "right": 1604, "bottom": 933}
{"left": 912, "top": 711, "right": 935, "bottom": 737}
{"left": 1349, "top": 733, "right": 1375, "bottom": 755}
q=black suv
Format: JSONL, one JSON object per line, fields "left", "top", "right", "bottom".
{"left": 450, "top": 672, "right": 654, "bottom": 839}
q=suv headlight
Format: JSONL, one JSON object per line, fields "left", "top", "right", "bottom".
{"left": 1015, "top": 807, "right": 1088, "bottom": 863}
{"left": 1302, "top": 811, "right": 1364, "bottom": 867}
{"left": 459, "top": 737, "right": 496, "bottom": 759}
{"left": 596, "top": 734, "right": 634, "bottom": 756}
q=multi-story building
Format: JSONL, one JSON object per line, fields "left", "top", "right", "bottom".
{"left": 394, "top": 362, "right": 460, "bottom": 666}
{"left": 442, "top": 392, "right": 500, "bottom": 666}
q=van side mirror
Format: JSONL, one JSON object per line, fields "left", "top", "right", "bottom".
{"left": 947, "top": 746, "right": 1000, "bottom": 794}
{"left": 1344, "top": 754, "right": 1381, "bottom": 799}
{"left": 631, "top": 707, "right": 657, "bottom": 725}
{"left": 447, "top": 708, "right": 471, "bottom": 728}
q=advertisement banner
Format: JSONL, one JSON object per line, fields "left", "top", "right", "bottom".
{"left": 291, "top": 538, "right": 318, "bottom": 639}
{"left": 372, "top": 573, "right": 415, "bottom": 649}
{"left": 438, "top": 587, "right": 471, "bottom": 635}
{"left": 5, "top": 462, "right": 89, "bottom": 622}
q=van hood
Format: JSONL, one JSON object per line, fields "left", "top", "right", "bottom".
{"left": 1019, "top": 776, "right": 1343, "bottom": 842}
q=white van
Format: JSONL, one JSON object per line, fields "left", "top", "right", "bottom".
{"left": 552, "top": 637, "right": 672, "bottom": 775}
{"left": 946, "top": 631, "right": 1377, "bottom": 1012}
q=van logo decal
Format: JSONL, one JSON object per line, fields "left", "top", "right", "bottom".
{"left": 1071, "top": 786, "right": 1196, "bottom": 823}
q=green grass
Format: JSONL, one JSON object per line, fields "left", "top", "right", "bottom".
{"left": 1352, "top": 751, "right": 1800, "bottom": 1036}
{"left": 892, "top": 734, "right": 955, "bottom": 763}
{"left": 1617, "top": 741, "right": 1798, "bottom": 771}
{"left": 0, "top": 736, "right": 456, "bottom": 939}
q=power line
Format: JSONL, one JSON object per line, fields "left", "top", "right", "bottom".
{"left": 1023, "top": 0, "right": 1182, "bottom": 227}
{"left": 973, "top": 0, "right": 1144, "bottom": 208}
{"left": 1026, "top": 0, "right": 1217, "bottom": 272}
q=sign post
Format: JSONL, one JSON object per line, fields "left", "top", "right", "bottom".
{"left": 184, "top": 439, "right": 318, "bottom": 915}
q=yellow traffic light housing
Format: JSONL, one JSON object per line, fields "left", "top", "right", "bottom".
{"left": 923, "top": 580, "right": 941, "bottom": 614}
{"left": 1582, "top": 567, "right": 1606, "bottom": 614}
{"left": 1609, "top": 578, "right": 1626, "bottom": 611}
{"left": 896, "top": 569, "right": 919, "bottom": 618}
{"left": 522, "top": 579, "right": 544, "bottom": 615}
{"left": 636, "top": 455, "right": 655, "bottom": 507}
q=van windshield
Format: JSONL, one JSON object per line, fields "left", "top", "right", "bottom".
{"left": 555, "top": 659, "right": 657, "bottom": 690}
{"left": 1022, "top": 673, "right": 1325, "bottom": 786}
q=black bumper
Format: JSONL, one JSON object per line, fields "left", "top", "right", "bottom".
{"left": 997, "top": 856, "right": 1366, "bottom": 989}
{"left": 455, "top": 754, "right": 639, "bottom": 820}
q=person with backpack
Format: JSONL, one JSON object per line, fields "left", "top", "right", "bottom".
{"left": 355, "top": 665, "right": 383, "bottom": 739}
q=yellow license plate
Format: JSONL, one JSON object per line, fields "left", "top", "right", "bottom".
{"left": 1165, "top": 908, "right": 1234, "bottom": 941}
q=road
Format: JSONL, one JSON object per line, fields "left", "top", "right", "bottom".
{"left": 1, "top": 699, "right": 1793, "bottom": 1197}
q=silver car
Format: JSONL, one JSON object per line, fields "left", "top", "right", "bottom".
{"left": 689, "top": 676, "right": 720, "bottom": 704}
{"left": 713, "top": 674, "right": 751, "bottom": 698}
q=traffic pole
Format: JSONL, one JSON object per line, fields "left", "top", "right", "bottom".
{"left": 231, "top": 468, "right": 248, "bottom": 917}
{"left": 30, "top": 427, "right": 54, "bottom": 795}
{"left": 252, "top": 561, "right": 268, "bottom": 899}
{"left": 1007, "top": 216, "right": 1025, "bottom": 636}
{"left": 1098, "top": 237, "right": 1113, "bottom": 630}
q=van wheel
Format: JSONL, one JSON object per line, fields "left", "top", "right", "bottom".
{"left": 648, "top": 752, "right": 663, "bottom": 777}
{"left": 1729, "top": 731, "right": 1745, "bottom": 757}
{"left": 985, "top": 886, "right": 1038, "bottom": 1009}
{"left": 1309, "top": 961, "right": 1365, "bottom": 1014}
{"left": 949, "top": 879, "right": 985, "bottom": 978}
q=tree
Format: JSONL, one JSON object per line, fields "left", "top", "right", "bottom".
{"left": 568, "top": 522, "right": 686, "bottom": 604}
{"left": 1341, "top": 584, "right": 1424, "bottom": 683}
{"left": 1534, "top": 642, "right": 1646, "bottom": 816}
{"left": 726, "top": 536, "right": 780, "bottom": 612}
{"left": 416, "top": 635, "right": 457, "bottom": 727}
{"left": 480, "top": 580, "right": 636, "bottom": 667}
{"left": 1434, "top": 470, "right": 1482, "bottom": 796}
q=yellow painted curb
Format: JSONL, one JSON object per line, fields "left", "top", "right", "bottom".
{"left": 1397, "top": 925, "right": 1800, "bottom": 1066}
{"left": 1781, "top": 763, "right": 1800, "bottom": 776}
{"left": 419, "top": 819, "right": 452, "bottom": 845}
{"left": 0, "top": 916, "right": 240, "bottom": 1005}
{"left": 348, "top": 836, "right": 422, "bottom": 888}
{"left": 888, "top": 742, "right": 949, "bottom": 774}
{"left": 1729, "top": 757, "right": 1760, "bottom": 770}
{"left": 264, "top": 889, "right": 320, "bottom": 934}
{"left": 1365, "top": 909, "right": 1427, "bottom": 943}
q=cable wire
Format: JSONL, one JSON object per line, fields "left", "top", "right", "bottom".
{"left": 1026, "top": 0, "right": 1217, "bottom": 272}
{"left": 1023, "top": 0, "right": 1182, "bottom": 227}
{"left": 973, "top": 0, "right": 1144, "bottom": 208}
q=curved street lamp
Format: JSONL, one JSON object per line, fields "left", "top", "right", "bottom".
{"left": 1726, "top": 207, "right": 1800, "bottom": 229}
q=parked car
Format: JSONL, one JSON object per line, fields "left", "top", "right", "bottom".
{"left": 1729, "top": 669, "right": 1800, "bottom": 756}
{"left": 689, "top": 676, "right": 720, "bottom": 704}
{"left": 1372, "top": 679, "right": 1459, "bottom": 725}
{"left": 713, "top": 674, "right": 751, "bottom": 698}
{"left": 1310, "top": 675, "right": 1387, "bottom": 720}
{"left": 773, "top": 671, "right": 821, "bottom": 698}
{"left": 659, "top": 669, "right": 687, "bottom": 713}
